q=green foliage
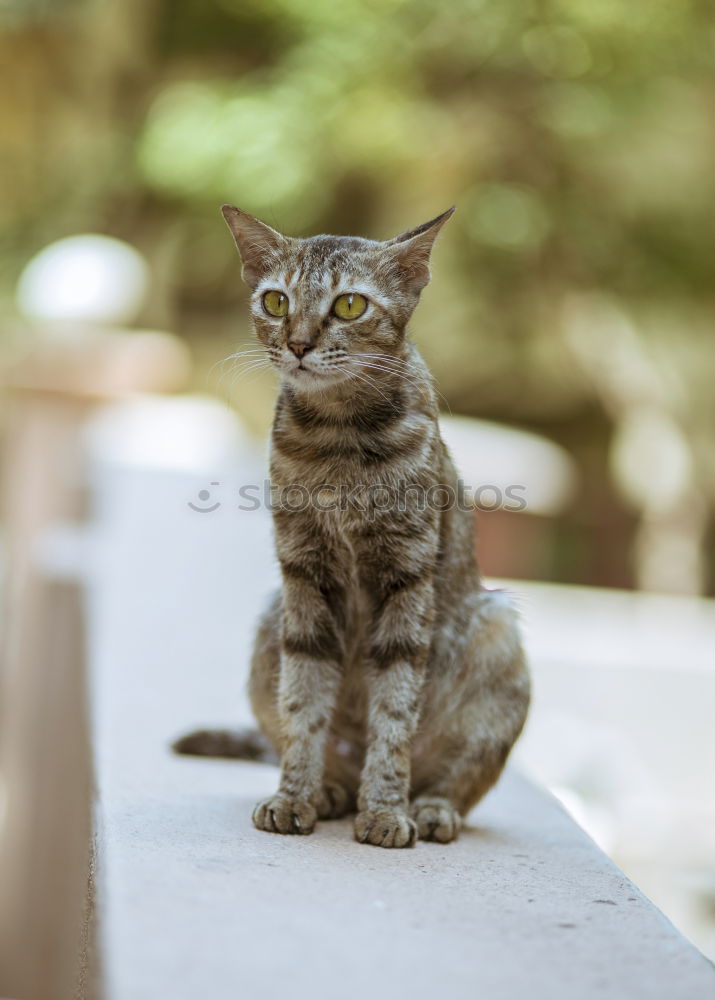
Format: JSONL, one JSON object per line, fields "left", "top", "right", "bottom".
{"left": 2, "top": 0, "right": 715, "bottom": 589}
{"left": 134, "top": 0, "right": 715, "bottom": 293}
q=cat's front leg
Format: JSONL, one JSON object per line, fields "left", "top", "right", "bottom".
{"left": 355, "top": 568, "right": 434, "bottom": 848}
{"left": 251, "top": 651, "right": 341, "bottom": 834}
{"left": 252, "top": 526, "right": 345, "bottom": 836}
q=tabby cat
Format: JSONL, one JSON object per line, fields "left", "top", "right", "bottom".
{"left": 174, "top": 205, "right": 530, "bottom": 848}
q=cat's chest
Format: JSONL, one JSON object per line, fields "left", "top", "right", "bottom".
{"left": 270, "top": 437, "right": 410, "bottom": 521}
{"left": 270, "top": 414, "right": 437, "bottom": 552}
{"left": 271, "top": 417, "right": 432, "bottom": 490}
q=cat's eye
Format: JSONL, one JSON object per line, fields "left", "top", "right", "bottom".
{"left": 333, "top": 293, "right": 368, "bottom": 320}
{"left": 262, "top": 290, "right": 289, "bottom": 317}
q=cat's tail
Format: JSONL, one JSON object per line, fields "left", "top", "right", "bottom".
{"left": 172, "top": 727, "right": 279, "bottom": 765}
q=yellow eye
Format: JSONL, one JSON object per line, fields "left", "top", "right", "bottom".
{"left": 262, "top": 290, "right": 289, "bottom": 317}
{"left": 333, "top": 293, "right": 368, "bottom": 320}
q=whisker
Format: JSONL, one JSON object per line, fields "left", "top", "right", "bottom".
{"left": 350, "top": 361, "right": 428, "bottom": 395}
{"left": 354, "top": 361, "right": 422, "bottom": 392}
{"left": 355, "top": 353, "right": 433, "bottom": 379}
{"left": 354, "top": 354, "right": 452, "bottom": 414}
{"left": 221, "top": 359, "right": 274, "bottom": 401}
{"left": 208, "top": 348, "right": 267, "bottom": 380}
{"left": 210, "top": 352, "right": 273, "bottom": 393}
{"left": 351, "top": 360, "right": 423, "bottom": 383}
{"left": 342, "top": 367, "right": 396, "bottom": 407}
{"left": 229, "top": 365, "right": 277, "bottom": 402}
{"left": 219, "top": 350, "right": 279, "bottom": 385}
{"left": 355, "top": 354, "right": 434, "bottom": 383}
{"left": 227, "top": 358, "right": 272, "bottom": 383}
{"left": 217, "top": 360, "right": 262, "bottom": 392}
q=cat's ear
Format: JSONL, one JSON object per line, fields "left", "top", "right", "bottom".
{"left": 384, "top": 207, "right": 455, "bottom": 293}
{"left": 221, "top": 205, "right": 288, "bottom": 288}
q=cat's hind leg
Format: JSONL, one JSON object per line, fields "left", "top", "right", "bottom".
{"left": 410, "top": 589, "right": 530, "bottom": 842}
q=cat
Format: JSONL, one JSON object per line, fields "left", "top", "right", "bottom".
{"left": 174, "top": 205, "right": 530, "bottom": 848}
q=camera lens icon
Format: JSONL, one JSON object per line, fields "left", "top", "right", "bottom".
{"left": 188, "top": 482, "right": 221, "bottom": 513}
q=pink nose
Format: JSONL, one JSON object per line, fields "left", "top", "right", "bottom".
{"left": 288, "top": 341, "right": 314, "bottom": 359}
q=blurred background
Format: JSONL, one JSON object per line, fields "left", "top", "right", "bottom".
{"left": 3, "top": 0, "right": 715, "bottom": 590}
{"left": 0, "top": 0, "right": 714, "bottom": 994}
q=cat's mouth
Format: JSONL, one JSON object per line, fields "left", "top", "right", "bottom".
{"left": 285, "top": 360, "right": 326, "bottom": 378}
{"left": 282, "top": 359, "right": 348, "bottom": 388}
{"left": 292, "top": 361, "right": 318, "bottom": 376}
{"left": 286, "top": 356, "right": 331, "bottom": 375}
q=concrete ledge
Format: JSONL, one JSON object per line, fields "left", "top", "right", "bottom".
{"left": 79, "top": 431, "right": 714, "bottom": 999}
{"left": 95, "top": 761, "right": 715, "bottom": 1000}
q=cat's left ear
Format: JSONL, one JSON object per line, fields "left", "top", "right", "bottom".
{"left": 221, "top": 205, "right": 288, "bottom": 288}
{"left": 384, "top": 207, "right": 455, "bottom": 294}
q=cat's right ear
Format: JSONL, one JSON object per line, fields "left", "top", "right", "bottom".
{"left": 221, "top": 205, "right": 287, "bottom": 289}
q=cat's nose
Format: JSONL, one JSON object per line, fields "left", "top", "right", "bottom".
{"left": 287, "top": 341, "right": 314, "bottom": 359}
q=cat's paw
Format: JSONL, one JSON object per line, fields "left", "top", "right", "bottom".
{"left": 252, "top": 794, "right": 317, "bottom": 835}
{"left": 315, "top": 782, "right": 354, "bottom": 820}
{"left": 354, "top": 808, "right": 417, "bottom": 848}
{"left": 410, "top": 796, "right": 461, "bottom": 843}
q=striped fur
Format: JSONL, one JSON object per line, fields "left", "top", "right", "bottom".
{"left": 216, "top": 207, "right": 530, "bottom": 846}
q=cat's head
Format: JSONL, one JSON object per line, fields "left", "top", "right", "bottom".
{"left": 221, "top": 205, "right": 453, "bottom": 390}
